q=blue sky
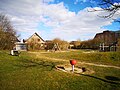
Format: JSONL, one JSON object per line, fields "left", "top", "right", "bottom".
{"left": 0, "top": 0, "right": 120, "bottom": 41}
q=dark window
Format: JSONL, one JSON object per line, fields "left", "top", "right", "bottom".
{"left": 38, "top": 39, "right": 40, "bottom": 41}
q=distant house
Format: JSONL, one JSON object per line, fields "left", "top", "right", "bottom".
{"left": 15, "top": 42, "right": 27, "bottom": 51}
{"left": 24, "top": 33, "right": 45, "bottom": 50}
{"left": 94, "top": 30, "right": 120, "bottom": 51}
{"left": 94, "top": 30, "right": 120, "bottom": 44}
{"left": 94, "top": 31, "right": 115, "bottom": 44}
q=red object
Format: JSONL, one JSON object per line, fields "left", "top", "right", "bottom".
{"left": 70, "top": 60, "right": 77, "bottom": 65}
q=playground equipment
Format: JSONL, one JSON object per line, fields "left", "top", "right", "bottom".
{"left": 70, "top": 60, "right": 77, "bottom": 72}
{"left": 52, "top": 43, "right": 61, "bottom": 52}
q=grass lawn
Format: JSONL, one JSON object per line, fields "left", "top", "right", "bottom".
{"left": 0, "top": 50, "right": 120, "bottom": 90}
{"left": 39, "top": 50, "right": 120, "bottom": 66}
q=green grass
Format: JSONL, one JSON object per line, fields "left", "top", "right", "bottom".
{"left": 41, "top": 50, "right": 120, "bottom": 66}
{"left": 0, "top": 50, "right": 120, "bottom": 90}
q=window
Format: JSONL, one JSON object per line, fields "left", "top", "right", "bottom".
{"left": 38, "top": 39, "right": 40, "bottom": 42}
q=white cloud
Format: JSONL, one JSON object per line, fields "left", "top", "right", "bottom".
{"left": 74, "top": 0, "right": 90, "bottom": 4}
{"left": 43, "top": 3, "right": 75, "bottom": 22}
{"left": 0, "top": 0, "right": 119, "bottom": 41}
{"left": 45, "top": 7, "right": 115, "bottom": 40}
{"left": 0, "top": 0, "right": 46, "bottom": 40}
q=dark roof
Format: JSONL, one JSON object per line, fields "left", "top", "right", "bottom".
{"left": 34, "top": 32, "right": 44, "bottom": 41}
{"left": 94, "top": 30, "right": 120, "bottom": 40}
{"left": 26, "top": 32, "right": 44, "bottom": 42}
{"left": 113, "top": 30, "right": 120, "bottom": 33}
{"left": 45, "top": 40, "right": 52, "bottom": 42}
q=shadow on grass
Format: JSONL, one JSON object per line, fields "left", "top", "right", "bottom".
{"left": 14, "top": 59, "right": 56, "bottom": 71}
{"left": 80, "top": 74, "right": 120, "bottom": 85}
{"left": 105, "top": 76, "right": 120, "bottom": 81}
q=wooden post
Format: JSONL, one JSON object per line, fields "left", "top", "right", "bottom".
{"left": 103, "top": 43, "right": 104, "bottom": 52}
{"left": 100, "top": 43, "right": 101, "bottom": 51}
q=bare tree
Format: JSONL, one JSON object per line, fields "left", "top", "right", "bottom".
{"left": 52, "top": 38, "right": 69, "bottom": 50}
{"left": 89, "top": 0, "right": 120, "bottom": 21}
{"left": 0, "top": 13, "right": 16, "bottom": 33}
{"left": 0, "top": 13, "right": 18, "bottom": 50}
{"left": 100, "top": 0, "right": 120, "bottom": 18}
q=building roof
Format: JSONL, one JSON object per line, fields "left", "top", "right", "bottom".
{"left": 25, "top": 32, "right": 44, "bottom": 42}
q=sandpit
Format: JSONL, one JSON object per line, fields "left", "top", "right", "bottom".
{"left": 55, "top": 64, "right": 94, "bottom": 74}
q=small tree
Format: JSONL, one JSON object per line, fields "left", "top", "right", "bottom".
{"left": 52, "top": 38, "right": 69, "bottom": 50}
{"left": 45, "top": 41, "right": 54, "bottom": 50}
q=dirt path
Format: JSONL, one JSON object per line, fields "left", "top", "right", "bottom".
{"left": 30, "top": 52, "right": 120, "bottom": 70}
{"left": 78, "top": 62, "right": 120, "bottom": 69}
